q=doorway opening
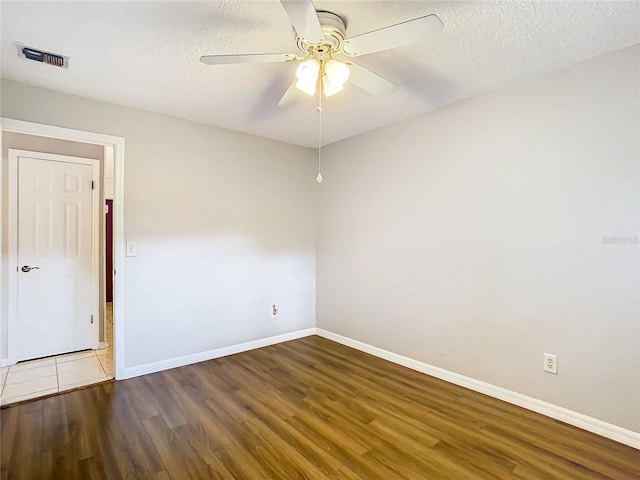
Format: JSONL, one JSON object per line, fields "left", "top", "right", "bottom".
{"left": 0, "top": 119, "right": 125, "bottom": 405}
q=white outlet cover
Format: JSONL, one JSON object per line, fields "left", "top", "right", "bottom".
{"left": 544, "top": 353, "right": 558, "bottom": 374}
{"left": 126, "top": 240, "right": 137, "bottom": 257}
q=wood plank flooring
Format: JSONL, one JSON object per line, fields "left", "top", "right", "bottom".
{"left": 1, "top": 336, "right": 638, "bottom": 479}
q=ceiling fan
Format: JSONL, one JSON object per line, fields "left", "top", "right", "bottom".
{"left": 200, "top": 0, "right": 444, "bottom": 106}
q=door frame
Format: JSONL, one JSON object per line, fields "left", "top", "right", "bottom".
{"left": 8, "top": 149, "right": 101, "bottom": 362}
{"left": 1, "top": 118, "right": 125, "bottom": 380}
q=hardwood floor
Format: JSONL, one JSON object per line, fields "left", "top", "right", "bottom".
{"left": 1, "top": 336, "right": 638, "bottom": 479}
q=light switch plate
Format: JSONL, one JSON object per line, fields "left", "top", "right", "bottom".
{"left": 126, "top": 240, "right": 137, "bottom": 257}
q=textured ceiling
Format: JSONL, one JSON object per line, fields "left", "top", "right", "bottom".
{"left": 1, "top": 1, "right": 639, "bottom": 148}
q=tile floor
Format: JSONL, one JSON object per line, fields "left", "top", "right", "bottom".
{"left": 0, "top": 303, "right": 114, "bottom": 406}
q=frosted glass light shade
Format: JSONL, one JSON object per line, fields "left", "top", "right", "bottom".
{"left": 296, "top": 59, "right": 320, "bottom": 83}
{"left": 295, "top": 59, "right": 320, "bottom": 96}
{"left": 323, "top": 76, "right": 344, "bottom": 97}
{"left": 296, "top": 78, "right": 317, "bottom": 96}
{"left": 324, "top": 60, "right": 350, "bottom": 86}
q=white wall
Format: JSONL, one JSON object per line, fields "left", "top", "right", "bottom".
{"left": 1, "top": 80, "right": 317, "bottom": 369}
{"left": 317, "top": 45, "right": 640, "bottom": 432}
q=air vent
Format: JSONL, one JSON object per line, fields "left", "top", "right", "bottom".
{"left": 16, "top": 42, "right": 69, "bottom": 69}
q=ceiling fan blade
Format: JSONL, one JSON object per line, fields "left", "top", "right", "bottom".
{"left": 277, "top": 80, "right": 300, "bottom": 108}
{"left": 280, "top": 0, "right": 324, "bottom": 44}
{"left": 200, "top": 53, "right": 296, "bottom": 65}
{"left": 341, "top": 14, "right": 444, "bottom": 57}
{"left": 346, "top": 62, "right": 397, "bottom": 97}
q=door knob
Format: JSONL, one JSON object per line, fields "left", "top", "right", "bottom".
{"left": 21, "top": 266, "right": 40, "bottom": 272}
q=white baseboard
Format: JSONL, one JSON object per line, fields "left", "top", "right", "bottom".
{"left": 122, "top": 328, "right": 316, "bottom": 379}
{"left": 316, "top": 328, "right": 640, "bottom": 450}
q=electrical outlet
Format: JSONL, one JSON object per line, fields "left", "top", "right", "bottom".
{"left": 126, "top": 240, "right": 137, "bottom": 257}
{"left": 271, "top": 304, "right": 278, "bottom": 318}
{"left": 544, "top": 353, "right": 558, "bottom": 374}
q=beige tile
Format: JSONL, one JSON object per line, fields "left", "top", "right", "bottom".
{"left": 57, "top": 356, "right": 103, "bottom": 374}
{"left": 0, "top": 387, "right": 58, "bottom": 406}
{"left": 9, "top": 358, "right": 55, "bottom": 372}
{"left": 58, "top": 376, "right": 108, "bottom": 393}
{"left": 6, "top": 364, "right": 57, "bottom": 385}
{"left": 96, "top": 348, "right": 112, "bottom": 357}
{"left": 1, "top": 375, "right": 58, "bottom": 402}
{"left": 56, "top": 351, "right": 96, "bottom": 363}
{"left": 57, "top": 357, "right": 106, "bottom": 388}
{"left": 98, "top": 356, "right": 114, "bottom": 379}
{"left": 98, "top": 354, "right": 112, "bottom": 367}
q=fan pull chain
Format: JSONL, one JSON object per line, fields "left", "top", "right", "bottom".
{"left": 316, "top": 85, "right": 323, "bottom": 183}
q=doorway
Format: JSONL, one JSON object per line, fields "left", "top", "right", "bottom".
{"left": 0, "top": 118, "right": 125, "bottom": 396}
{"left": 10, "top": 150, "right": 100, "bottom": 362}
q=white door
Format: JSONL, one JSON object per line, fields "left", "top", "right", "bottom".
{"left": 14, "top": 152, "right": 98, "bottom": 361}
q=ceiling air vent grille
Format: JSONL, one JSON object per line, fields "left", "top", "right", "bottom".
{"left": 16, "top": 42, "right": 69, "bottom": 69}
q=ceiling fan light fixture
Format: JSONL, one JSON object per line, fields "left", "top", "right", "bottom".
{"left": 322, "top": 76, "right": 344, "bottom": 97}
{"left": 324, "top": 59, "right": 350, "bottom": 86}
{"left": 296, "top": 58, "right": 320, "bottom": 83}
{"left": 295, "top": 58, "right": 320, "bottom": 96}
{"left": 296, "top": 78, "right": 317, "bottom": 96}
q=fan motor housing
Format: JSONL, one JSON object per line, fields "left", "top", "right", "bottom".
{"left": 296, "top": 11, "right": 346, "bottom": 54}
